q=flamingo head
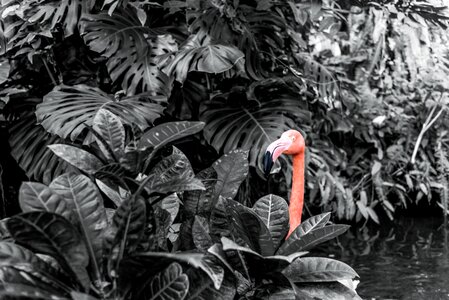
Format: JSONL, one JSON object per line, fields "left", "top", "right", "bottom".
{"left": 263, "top": 130, "right": 305, "bottom": 176}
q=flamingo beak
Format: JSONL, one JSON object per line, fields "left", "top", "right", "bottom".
{"left": 263, "top": 136, "right": 292, "bottom": 176}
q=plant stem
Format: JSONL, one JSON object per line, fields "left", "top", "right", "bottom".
{"left": 41, "top": 56, "right": 57, "bottom": 86}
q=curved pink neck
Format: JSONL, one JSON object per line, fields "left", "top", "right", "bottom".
{"left": 287, "top": 152, "right": 305, "bottom": 237}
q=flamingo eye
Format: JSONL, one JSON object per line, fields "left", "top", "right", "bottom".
{"left": 291, "top": 136, "right": 296, "bottom": 141}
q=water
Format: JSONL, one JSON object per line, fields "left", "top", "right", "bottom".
{"left": 311, "top": 217, "right": 449, "bottom": 300}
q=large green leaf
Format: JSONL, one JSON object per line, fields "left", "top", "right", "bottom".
{"left": 131, "top": 252, "right": 224, "bottom": 290}
{"left": 93, "top": 108, "right": 125, "bottom": 161}
{"left": 6, "top": 212, "right": 90, "bottom": 290}
{"left": 49, "top": 174, "right": 107, "bottom": 282}
{"left": 200, "top": 93, "right": 310, "bottom": 173}
{"left": 160, "top": 193, "right": 180, "bottom": 226}
{"left": 183, "top": 167, "right": 217, "bottom": 217}
{"left": 185, "top": 269, "right": 236, "bottom": 300}
{"left": 277, "top": 225, "right": 350, "bottom": 256}
{"left": 19, "top": 182, "right": 70, "bottom": 219}
{"left": 252, "top": 194, "right": 289, "bottom": 250}
{"left": 164, "top": 32, "right": 244, "bottom": 83}
{"left": 0, "top": 242, "right": 72, "bottom": 293}
{"left": 0, "top": 58, "right": 10, "bottom": 84}
{"left": 192, "top": 215, "right": 213, "bottom": 251}
{"left": 212, "top": 150, "right": 249, "bottom": 201}
{"left": 221, "top": 237, "right": 305, "bottom": 275}
{"left": 48, "top": 145, "right": 104, "bottom": 175}
{"left": 227, "top": 199, "right": 274, "bottom": 256}
{"left": 146, "top": 262, "right": 189, "bottom": 300}
{"left": 283, "top": 257, "right": 359, "bottom": 283}
{"left": 145, "top": 147, "right": 205, "bottom": 194}
{"left": 0, "top": 283, "right": 68, "bottom": 300}
{"left": 138, "top": 121, "right": 205, "bottom": 149}
{"left": 292, "top": 213, "right": 331, "bottom": 237}
{"left": 80, "top": 9, "right": 176, "bottom": 96}
{"left": 36, "top": 84, "right": 164, "bottom": 142}
{"left": 294, "top": 282, "right": 362, "bottom": 300}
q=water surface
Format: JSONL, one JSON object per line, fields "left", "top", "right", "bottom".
{"left": 311, "top": 217, "right": 449, "bottom": 300}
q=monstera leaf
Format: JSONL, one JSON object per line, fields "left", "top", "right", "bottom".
{"left": 36, "top": 84, "right": 164, "bottom": 142}
{"left": 80, "top": 9, "right": 176, "bottom": 96}
{"left": 200, "top": 92, "right": 310, "bottom": 173}
{"left": 164, "top": 32, "right": 244, "bottom": 83}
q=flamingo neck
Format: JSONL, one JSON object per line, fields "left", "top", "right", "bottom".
{"left": 287, "top": 152, "right": 305, "bottom": 237}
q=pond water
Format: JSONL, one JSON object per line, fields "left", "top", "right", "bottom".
{"left": 311, "top": 216, "right": 449, "bottom": 300}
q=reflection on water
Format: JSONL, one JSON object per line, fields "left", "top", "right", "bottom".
{"left": 310, "top": 217, "right": 449, "bottom": 300}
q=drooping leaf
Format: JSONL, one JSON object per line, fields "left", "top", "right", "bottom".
{"left": 0, "top": 283, "right": 68, "bottom": 300}
{"left": 192, "top": 215, "right": 213, "bottom": 251}
{"left": 6, "top": 212, "right": 90, "bottom": 290}
{"left": 160, "top": 193, "right": 181, "bottom": 226}
{"left": 18, "top": 182, "right": 69, "bottom": 219}
{"left": 80, "top": 9, "right": 176, "bottom": 96}
{"left": 227, "top": 199, "right": 274, "bottom": 256}
{"left": 48, "top": 144, "right": 103, "bottom": 174}
{"left": 253, "top": 194, "right": 289, "bottom": 250}
{"left": 200, "top": 93, "right": 310, "bottom": 173}
{"left": 185, "top": 268, "right": 236, "bottom": 300}
{"left": 139, "top": 121, "right": 205, "bottom": 149}
{"left": 0, "top": 58, "right": 10, "bottom": 84}
{"left": 291, "top": 213, "right": 331, "bottom": 237}
{"left": 145, "top": 147, "right": 205, "bottom": 194}
{"left": 277, "top": 225, "right": 350, "bottom": 256}
{"left": 95, "top": 179, "right": 124, "bottom": 207}
{"left": 184, "top": 167, "right": 217, "bottom": 217}
{"left": 49, "top": 174, "right": 107, "bottom": 282}
{"left": 131, "top": 251, "right": 223, "bottom": 290}
{"left": 36, "top": 84, "right": 164, "bottom": 142}
{"left": 283, "top": 257, "right": 359, "bottom": 283}
{"left": 146, "top": 263, "right": 189, "bottom": 300}
{"left": 93, "top": 108, "right": 125, "bottom": 161}
{"left": 293, "top": 282, "right": 362, "bottom": 300}
{"left": 221, "top": 237, "right": 306, "bottom": 276}
{"left": 212, "top": 150, "right": 249, "bottom": 201}
{"left": 165, "top": 32, "right": 244, "bottom": 83}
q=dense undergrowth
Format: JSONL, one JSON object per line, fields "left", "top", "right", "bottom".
{"left": 0, "top": 0, "right": 449, "bottom": 298}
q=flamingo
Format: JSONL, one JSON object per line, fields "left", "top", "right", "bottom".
{"left": 264, "top": 129, "right": 305, "bottom": 238}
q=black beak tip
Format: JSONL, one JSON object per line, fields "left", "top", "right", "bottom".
{"left": 263, "top": 151, "right": 274, "bottom": 177}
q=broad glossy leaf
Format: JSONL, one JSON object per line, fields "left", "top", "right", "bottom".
{"left": 0, "top": 282, "right": 68, "bottom": 300}
{"left": 139, "top": 121, "right": 205, "bottom": 149}
{"left": 19, "top": 182, "right": 69, "bottom": 218}
{"left": 48, "top": 144, "right": 103, "bottom": 174}
{"left": 165, "top": 32, "right": 244, "bottom": 83}
{"left": 93, "top": 108, "right": 125, "bottom": 160}
{"left": 185, "top": 268, "right": 236, "bottom": 300}
{"left": 160, "top": 193, "right": 181, "bottom": 226}
{"left": 145, "top": 147, "right": 205, "bottom": 193}
{"left": 146, "top": 263, "right": 189, "bottom": 300}
{"left": 283, "top": 257, "right": 359, "bottom": 283}
{"left": 184, "top": 167, "right": 217, "bottom": 217}
{"left": 253, "top": 194, "right": 289, "bottom": 250}
{"left": 6, "top": 212, "right": 90, "bottom": 289}
{"left": 132, "top": 251, "right": 223, "bottom": 290}
{"left": 0, "top": 58, "right": 10, "bottom": 84}
{"left": 36, "top": 84, "right": 164, "bottom": 142}
{"left": 277, "top": 225, "right": 350, "bottom": 256}
{"left": 110, "top": 196, "right": 146, "bottom": 255}
{"left": 80, "top": 10, "right": 175, "bottom": 96}
{"left": 294, "top": 282, "right": 362, "bottom": 300}
{"left": 192, "top": 215, "right": 213, "bottom": 251}
{"left": 71, "top": 291, "right": 99, "bottom": 300}
{"left": 49, "top": 174, "right": 107, "bottom": 282}
{"left": 200, "top": 92, "right": 310, "bottom": 174}
{"left": 292, "top": 213, "right": 331, "bottom": 237}
{"left": 212, "top": 150, "right": 249, "bottom": 200}
{"left": 228, "top": 199, "right": 274, "bottom": 256}
{"left": 0, "top": 242, "right": 71, "bottom": 293}
{"left": 221, "top": 237, "right": 305, "bottom": 275}
{"left": 95, "top": 179, "right": 124, "bottom": 207}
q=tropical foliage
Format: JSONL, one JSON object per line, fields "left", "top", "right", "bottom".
{"left": 0, "top": 110, "right": 360, "bottom": 299}
{"left": 1, "top": 0, "right": 449, "bottom": 240}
